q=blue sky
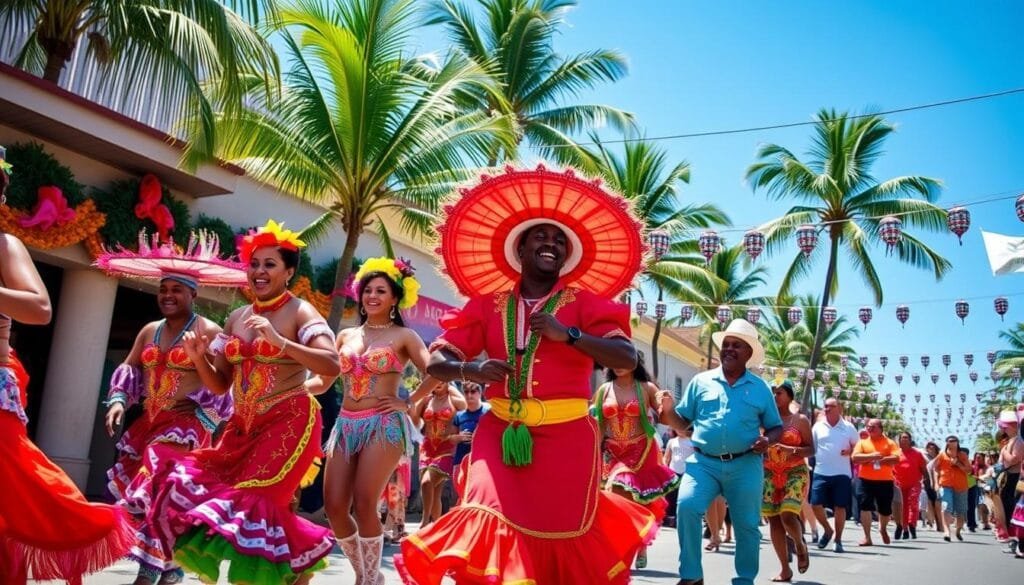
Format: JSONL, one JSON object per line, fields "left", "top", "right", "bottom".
{"left": 404, "top": 1, "right": 1024, "bottom": 436}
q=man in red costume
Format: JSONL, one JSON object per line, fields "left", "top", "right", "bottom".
{"left": 396, "top": 166, "right": 654, "bottom": 584}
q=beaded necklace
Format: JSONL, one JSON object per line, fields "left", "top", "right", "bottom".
{"left": 501, "top": 290, "right": 562, "bottom": 466}
{"left": 253, "top": 291, "right": 293, "bottom": 314}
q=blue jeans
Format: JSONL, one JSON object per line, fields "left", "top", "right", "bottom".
{"left": 676, "top": 452, "right": 764, "bottom": 585}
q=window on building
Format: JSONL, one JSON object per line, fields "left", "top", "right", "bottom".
{"left": 674, "top": 376, "right": 683, "bottom": 400}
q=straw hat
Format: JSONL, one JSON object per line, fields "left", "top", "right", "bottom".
{"left": 711, "top": 319, "right": 765, "bottom": 367}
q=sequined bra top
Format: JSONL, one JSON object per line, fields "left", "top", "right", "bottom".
{"left": 213, "top": 334, "right": 303, "bottom": 432}
{"left": 602, "top": 399, "right": 645, "bottom": 441}
{"left": 139, "top": 319, "right": 200, "bottom": 421}
{"left": 423, "top": 404, "right": 454, "bottom": 441}
{"left": 339, "top": 345, "right": 403, "bottom": 401}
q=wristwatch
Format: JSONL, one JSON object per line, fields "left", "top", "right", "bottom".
{"left": 566, "top": 326, "right": 582, "bottom": 345}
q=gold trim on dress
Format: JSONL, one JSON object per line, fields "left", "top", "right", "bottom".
{"left": 234, "top": 394, "right": 318, "bottom": 489}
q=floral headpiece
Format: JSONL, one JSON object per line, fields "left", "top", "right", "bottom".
{"left": 237, "top": 219, "right": 307, "bottom": 263}
{"left": 352, "top": 256, "right": 420, "bottom": 309}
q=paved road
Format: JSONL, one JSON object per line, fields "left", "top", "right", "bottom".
{"left": 53, "top": 523, "right": 1020, "bottom": 584}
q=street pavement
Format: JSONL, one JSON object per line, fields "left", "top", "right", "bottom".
{"left": 53, "top": 522, "right": 1021, "bottom": 584}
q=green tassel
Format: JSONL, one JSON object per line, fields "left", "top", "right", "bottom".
{"left": 501, "top": 422, "right": 534, "bottom": 467}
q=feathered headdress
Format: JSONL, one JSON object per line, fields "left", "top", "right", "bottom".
{"left": 237, "top": 219, "right": 307, "bottom": 264}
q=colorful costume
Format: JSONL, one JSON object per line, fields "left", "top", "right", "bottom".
{"left": 326, "top": 345, "right": 412, "bottom": 458}
{"left": 596, "top": 382, "right": 680, "bottom": 519}
{"left": 397, "top": 286, "right": 654, "bottom": 584}
{"left": 761, "top": 425, "right": 809, "bottom": 516}
{"left": 124, "top": 323, "right": 337, "bottom": 584}
{"left": 419, "top": 403, "right": 455, "bottom": 477}
{"left": 0, "top": 354, "right": 134, "bottom": 584}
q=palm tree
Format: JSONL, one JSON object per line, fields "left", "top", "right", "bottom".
{"left": 0, "top": 1, "right": 280, "bottom": 154}
{"left": 183, "top": 0, "right": 515, "bottom": 328}
{"left": 428, "top": 0, "right": 633, "bottom": 161}
{"left": 667, "top": 244, "right": 770, "bottom": 370}
{"left": 746, "top": 109, "right": 952, "bottom": 410}
{"left": 550, "top": 136, "right": 728, "bottom": 379}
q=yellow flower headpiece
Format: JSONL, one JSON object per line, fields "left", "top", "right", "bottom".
{"left": 353, "top": 256, "right": 420, "bottom": 309}
{"left": 238, "top": 219, "right": 307, "bottom": 263}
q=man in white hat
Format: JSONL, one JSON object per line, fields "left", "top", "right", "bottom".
{"left": 660, "top": 318, "right": 784, "bottom": 585}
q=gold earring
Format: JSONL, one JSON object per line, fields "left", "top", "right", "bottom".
{"left": 390, "top": 306, "right": 397, "bottom": 319}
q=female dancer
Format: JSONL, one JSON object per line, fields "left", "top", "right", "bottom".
{"left": 397, "top": 166, "right": 654, "bottom": 584}
{"left": 412, "top": 382, "right": 467, "bottom": 526}
{"left": 762, "top": 380, "right": 813, "bottom": 581}
{"left": 322, "top": 257, "right": 436, "bottom": 585}
{"left": 124, "top": 220, "right": 340, "bottom": 583}
{"left": 0, "top": 148, "right": 134, "bottom": 584}
{"left": 594, "top": 359, "right": 679, "bottom": 569}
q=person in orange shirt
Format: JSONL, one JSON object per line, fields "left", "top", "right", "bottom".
{"left": 851, "top": 419, "right": 901, "bottom": 546}
{"left": 932, "top": 435, "right": 972, "bottom": 542}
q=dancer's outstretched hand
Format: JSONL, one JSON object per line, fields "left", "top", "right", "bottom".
{"left": 105, "top": 402, "right": 124, "bottom": 436}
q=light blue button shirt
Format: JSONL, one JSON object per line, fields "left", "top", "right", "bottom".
{"left": 675, "top": 367, "right": 783, "bottom": 456}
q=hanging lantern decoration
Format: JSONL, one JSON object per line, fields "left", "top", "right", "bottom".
{"left": 896, "top": 305, "right": 910, "bottom": 328}
{"left": 839, "top": 371, "right": 848, "bottom": 387}
{"left": 954, "top": 299, "right": 969, "bottom": 324}
{"left": 895, "top": 374, "right": 903, "bottom": 385}
{"left": 987, "top": 351, "right": 998, "bottom": 365}
{"left": 900, "top": 355, "right": 909, "bottom": 369}
{"left": 787, "top": 306, "right": 803, "bottom": 326}
{"left": 912, "top": 374, "right": 921, "bottom": 385}
{"left": 880, "top": 355, "right": 889, "bottom": 369}
{"left": 796, "top": 224, "right": 818, "bottom": 258}
{"left": 745, "top": 307, "right": 761, "bottom": 325}
{"left": 654, "top": 301, "right": 667, "bottom": 320}
{"left": 921, "top": 355, "right": 931, "bottom": 369}
{"left": 900, "top": 393, "right": 906, "bottom": 402}
{"left": 975, "top": 392, "right": 983, "bottom": 402}
{"left": 914, "top": 394, "right": 921, "bottom": 402}
{"left": 930, "top": 373, "right": 940, "bottom": 385}
{"left": 716, "top": 304, "right": 732, "bottom": 326}
{"left": 648, "top": 229, "right": 670, "bottom": 261}
{"left": 635, "top": 301, "right": 648, "bottom": 317}
{"left": 944, "top": 394, "right": 951, "bottom": 403}
{"left": 806, "top": 368, "right": 816, "bottom": 381}
{"left": 858, "top": 306, "right": 873, "bottom": 329}
{"left": 877, "top": 373, "right": 885, "bottom": 385}
{"left": 743, "top": 229, "right": 765, "bottom": 261}
{"left": 1016, "top": 193, "right": 1024, "bottom": 222}
{"left": 992, "top": 370, "right": 1001, "bottom": 382}
{"left": 942, "top": 354, "right": 951, "bottom": 369}
{"left": 821, "top": 369, "right": 832, "bottom": 383}
{"left": 969, "top": 371, "right": 978, "bottom": 384}
{"left": 946, "top": 206, "right": 971, "bottom": 245}
{"left": 879, "top": 216, "right": 903, "bottom": 254}
{"left": 950, "top": 373, "right": 958, "bottom": 385}
{"left": 821, "top": 306, "right": 838, "bottom": 328}
{"left": 1014, "top": 367, "right": 1022, "bottom": 383}
{"left": 995, "top": 296, "right": 1009, "bottom": 321}
{"left": 929, "top": 394, "right": 936, "bottom": 403}
{"left": 859, "top": 356, "right": 868, "bottom": 368}
{"left": 964, "top": 353, "right": 974, "bottom": 367}
{"left": 679, "top": 303, "right": 694, "bottom": 324}
{"left": 698, "top": 230, "right": 721, "bottom": 265}
{"left": 841, "top": 355, "right": 849, "bottom": 368}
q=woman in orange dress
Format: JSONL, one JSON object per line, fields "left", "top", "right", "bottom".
{"left": 761, "top": 380, "right": 813, "bottom": 582}
{"left": 123, "top": 220, "right": 341, "bottom": 584}
{"left": 396, "top": 166, "right": 654, "bottom": 584}
{"left": 0, "top": 147, "right": 134, "bottom": 584}
{"left": 594, "top": 359, "right": 680, "bottom": 569}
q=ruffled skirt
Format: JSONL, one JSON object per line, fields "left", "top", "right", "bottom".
{"left": 124, "top": 392, "right": 334, "bottom": 584}
{"left": 0, "top": 364, "right": 134, "bottom": 584}
{"left": 397, "top": 414, "right": 654, "bottom": 584}
{"left": 420, "top": 437, "right": 455, "bottom": 478}
{"left": 108, "top": 405, "right": 213, "bottom": 501}
{"left": 603, "top": 434, "right": 680, "bottom": 505}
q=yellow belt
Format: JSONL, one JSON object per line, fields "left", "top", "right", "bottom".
{"left": 488, "top": 397, "right": 589, "bottom": 427}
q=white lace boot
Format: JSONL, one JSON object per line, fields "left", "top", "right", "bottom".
{"left": 358, "top": 535, "right": 385, "bottom": 585}
{"left": 338, "top": 533, "right": 363, "bottom": 585}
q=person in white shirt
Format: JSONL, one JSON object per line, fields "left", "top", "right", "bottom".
{"left": 809, "top": 398, "right": 859, "bottom": 552}
{"left": 663, "top": 428, "right": 695, "bottom": 527}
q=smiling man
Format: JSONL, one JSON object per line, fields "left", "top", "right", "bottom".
{"left": 103, "top": 272, "right": 231, "bottom": 585}
{"left": 660, "top": 319, "right": 784, "bottom": 585}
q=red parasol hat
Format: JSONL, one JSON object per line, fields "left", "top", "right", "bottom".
{"left": 94, "top": 230, "right": 247, "bottom": 287}
{"left": 436, "top": 165, "right": 644, "bottom": 299}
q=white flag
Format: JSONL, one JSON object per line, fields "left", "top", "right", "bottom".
{"left": 981, "top": 230, "right": 1024, "bottom": 275}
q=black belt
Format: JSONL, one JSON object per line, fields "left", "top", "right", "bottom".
{"left": 694, "top": 446, "right": 754, "bottom": 462}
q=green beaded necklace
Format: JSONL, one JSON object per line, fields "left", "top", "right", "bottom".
{"left": 501, "top": 290, "right": 563, "bottom": 467}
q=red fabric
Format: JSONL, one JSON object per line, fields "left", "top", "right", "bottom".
{"left": 899, "top": 483, "right": 922, "bottom": 527}
{"left": 0, "top": 408, "right": 133, "bottom": 584}
{"left": 399, "top": 288, "right": 652, "bottom": 584}
{"left": 894, "top": 447, "right": 927, "bottom": 488}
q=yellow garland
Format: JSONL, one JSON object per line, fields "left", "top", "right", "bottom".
{"left": 353, "top": 257, "right": 420, "bottom": 309}
{"left": 261, "top": 219, "right": 306, "bottom": 250}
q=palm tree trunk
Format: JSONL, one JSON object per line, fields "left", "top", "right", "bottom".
{"left": 39, "top": 36, "right": 75, "bottom": 84}
{"left": 651, "top": 285, "right": 664, "bottom": 380}
{"left": 327, "top": 219, "right": 362, "bottom": 331}
{"left": 706, "top": 331, "right": 714, "bottom": 371}
{"left": 800, "top": 234, "right": 841, "bottom": 413}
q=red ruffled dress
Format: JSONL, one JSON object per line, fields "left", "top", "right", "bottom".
{"left": 0, "top": 353, "right": 134, "bottom": 584}
{"left": 419, "top": 404, "right": 455, "bottom": 477}
{"left": 397, "top": 285, "right": 654, "bottom": 585}
{"left": 124, "top": 334, "right": 334, "bottom": 584}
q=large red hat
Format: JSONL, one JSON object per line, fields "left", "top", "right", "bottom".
{"left": 436, "top": 165, "right": 644, "bottom": 299}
